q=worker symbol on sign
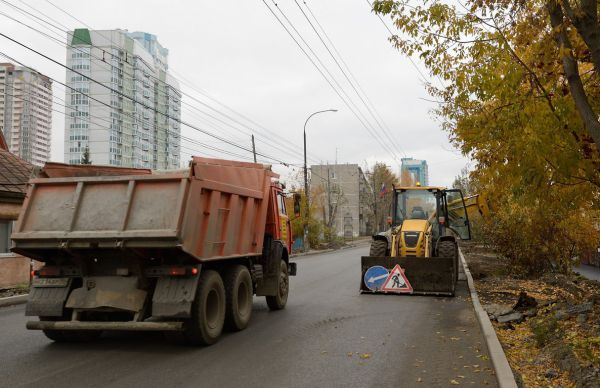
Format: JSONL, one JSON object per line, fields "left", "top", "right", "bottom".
{"left": 391, "top": 273, "right": 404, "bottom": 288}
{"left": 382, "top": 264, "right": 413, "bottom": 293}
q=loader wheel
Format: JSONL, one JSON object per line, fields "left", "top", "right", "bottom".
{"left": 224, "top": 265, "right": 253, "bottom": 331}
{"left": 175, "top": 270, "right": 226, "bottom": 346}
{"left": 437, "top": 240, "right": 458, "bottom": 294}
{"left": 266, "top": 260, "right": 289, "bottom": 311}
{"left": 369, "top": 240, "right": 388, "bottom": 257}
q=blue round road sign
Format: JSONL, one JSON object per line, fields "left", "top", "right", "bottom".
{"left": 364, "top": 266, "right": 389, "bottom": 291}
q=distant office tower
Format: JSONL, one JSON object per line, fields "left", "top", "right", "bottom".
{"left": 0, "top": 63, "right": 52, "bottom": 166}
{"left": 401, "top": 157, "right": 429, "bottom": 186}
{"left": 64, "top": 29, "right": 181, "bottom": 169}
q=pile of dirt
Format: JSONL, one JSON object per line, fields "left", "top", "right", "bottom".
{"left": 461, "top": 242, "right": 600, "bottom": 388}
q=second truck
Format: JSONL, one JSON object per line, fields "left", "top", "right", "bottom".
{"left": 12, "top": 157, "right": 295, "bottom": 345}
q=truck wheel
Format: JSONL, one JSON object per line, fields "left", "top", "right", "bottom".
{"left": 224, "top": 265, "right": 253, "bottom": 331}
{"left": 437, "top": 240, "right": 458, "bottom": 294}
{"left": 183, "top": 270, "right": 226, "bottom": 346}
{"left": 266, "top": 260, "right": 288, "bottom": 311}
{"left": 369, "top": 240, "right": 387, "bottom": 256}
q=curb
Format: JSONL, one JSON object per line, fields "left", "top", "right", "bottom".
{"left": 290, "top": 240, "right": 370, "bottom": 259}
{"left": 0, "top": 294, "right": 28, "bottom": 308}
{"left": 459, "top": 249, "right": 518, "bottom": 388}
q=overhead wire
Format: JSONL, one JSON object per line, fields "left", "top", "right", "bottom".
{"left": 298, "top": 0, "right": 406, "bottom": 159}
{"left": 33, "top": 0, "right": 323, "bottom": 164}
{"left": 0, "top": 46, "right": 291, "bottom": 167}
{"left": 0, "top": 1, "right": 316, "bottom": 165}
{"left": 261, "top": 0, "right": 402, "bottom": 168}
{"left": 1, "top": 82, "right": 274, "bottom": 165}
{"left": 364, "top": 0, "right": 444, "bottom": 89}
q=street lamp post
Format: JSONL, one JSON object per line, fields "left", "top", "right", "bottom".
{"left": 303, "top": 109, "right": 337, "bottom": 252}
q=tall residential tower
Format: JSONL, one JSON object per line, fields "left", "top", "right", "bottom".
{"left": 400, "top": 157, "right": 429, "bottom": 186}
{"left": 64, "top": 29, "right": 181, "bottom": 169}
{"left": 0, "top": 63, "right": 52, "bottom": 166}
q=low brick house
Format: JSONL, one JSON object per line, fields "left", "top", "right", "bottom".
{"left": 0, "top": 132, "right": 36, "bottom": 288}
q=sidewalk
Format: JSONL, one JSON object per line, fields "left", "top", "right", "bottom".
{"left": 574, "top": 264, "right": 600, "bottom": 281}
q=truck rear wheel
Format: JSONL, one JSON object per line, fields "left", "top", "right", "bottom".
{"left": 179, "top": 269, "right": 226, "bottom": 346}
{"left": 224, "top": 265, "right": 253, "bottom": 331}
{"left": 369, "top": 240, "right": 387, "bottom": 256}
{"left": 266, "top": 260, "right": 288, "bottom": 310}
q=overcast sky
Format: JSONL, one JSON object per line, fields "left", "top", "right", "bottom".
{"left": 0, "top": 0, "right": 469, "bottom": 187}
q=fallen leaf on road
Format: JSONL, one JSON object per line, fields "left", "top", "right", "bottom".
{"left": 450, "top": 379, "right": 460, "bottom": 385}
{"left": 473, "top": 365, "right": 479, "bottom": 368}
{"left": 360, "top": 353, "right": 371, "bottom": 359}
{"left": 450, "top": 337, "right": 460, "bottom": 341}
{"left": 347, "top": 352, "right": 353, "bottom": 357}
{"left": 458, "top": 375, "right": 465, "bottom": 378}
{"left": 416, "top": 378, "right": 423, "bottom": 383}
{"left": 321, "top": 351, "right": 327, "bottom": 354}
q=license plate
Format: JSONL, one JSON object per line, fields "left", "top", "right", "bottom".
{"left": 32, "top": 277, "right": 70, "bottom": 288}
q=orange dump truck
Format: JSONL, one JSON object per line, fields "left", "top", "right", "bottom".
{"left": 11, "top": 157, "right": 295, "bottom": 345}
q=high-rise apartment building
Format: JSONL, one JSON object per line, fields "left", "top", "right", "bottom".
{"left": 64, "top": 29, "right": 181, "bottom": 169}
{"left": 400, "top": 157, "right": 429, "bottom": 186}
{"left": 0, "top": 63, "right": 52, "bottom": 166}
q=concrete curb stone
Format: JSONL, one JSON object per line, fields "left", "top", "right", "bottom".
{"left": 0, "top": 294, "right": 28, "bottom": 308}
{"left": 459, "top": 248, "right": 518, "bottom": 388}
{"left": 290, "top": 239, "right": 371, "bottom": 259}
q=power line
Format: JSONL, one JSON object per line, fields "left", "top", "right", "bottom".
{"left": 299, "top": 0, "right": 406, "bottom": 159}
{"left": 1, "top": 84, "right": 279, "bottom": 165}
{"left": 0, "top": 33, "right": 292, "bottom": 166}
{"left": 270, "top": 0, "right": 399, "bottom": 163}
{"left": 364, "top": 0, "right": 443, "bottom": 89}
{"left": 261, "top": 0, "right": 401, "bottom": 167}
{"left": 33, "top": 0, "right": 322, "bottom": 164}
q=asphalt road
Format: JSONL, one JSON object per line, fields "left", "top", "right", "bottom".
{"left": 0, "top": 246, "right": 498, "bottom": 388}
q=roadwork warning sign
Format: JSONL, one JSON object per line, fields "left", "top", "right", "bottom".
{"left": 382, "top": 264, "right": 413, "bottom": 293}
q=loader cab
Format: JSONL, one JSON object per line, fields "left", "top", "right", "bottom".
{"left": 392, "top": 187, "right": 472, "bottom": 241}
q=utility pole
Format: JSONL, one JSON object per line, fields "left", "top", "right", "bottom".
{"left": 251, "top": 134, "right": 257, "bottom": 163}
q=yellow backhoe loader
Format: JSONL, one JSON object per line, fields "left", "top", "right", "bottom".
{"left": 361, "top": 185, "right": 474, "bottom": 296}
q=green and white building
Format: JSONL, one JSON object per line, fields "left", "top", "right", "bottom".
{"left": 64, "top": 29, "right": 181, "bottom": 169}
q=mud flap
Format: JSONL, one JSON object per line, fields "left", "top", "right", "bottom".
{"left": 152, "top": 275, "right": 200, "bottom": 318}
{"left": 66, "top": 276, "right": 147, "bottom": 312}
{"left": 26, "top": 278, "right": 72, "bottom": 317}
{"left": 361, "top": 256, "right": 456, "bottom": 296}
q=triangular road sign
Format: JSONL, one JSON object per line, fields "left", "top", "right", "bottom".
{"left": 382, "top": 264, "right": 413, "bottom": 293}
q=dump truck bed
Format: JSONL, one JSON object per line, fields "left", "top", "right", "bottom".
{"left": 12, "top": 157, "right": 277, "bottom": 263}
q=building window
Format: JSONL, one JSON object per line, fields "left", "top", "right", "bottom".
{"left": 0, "top": 220, "right": 14, "bottom": 254}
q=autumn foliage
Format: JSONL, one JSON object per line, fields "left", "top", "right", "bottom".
{"left": 373, "top": 0, "right": 600, "bottom": 274}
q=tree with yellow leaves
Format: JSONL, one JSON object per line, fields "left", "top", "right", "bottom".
{"left": 372, "top": 0, "right": 600, "bottom": 274}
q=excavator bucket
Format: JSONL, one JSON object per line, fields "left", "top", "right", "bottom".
{"left": 360, "top": 256, "right": 457, "bottom": 296}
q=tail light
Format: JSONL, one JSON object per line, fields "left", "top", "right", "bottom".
{"left": 36, "top": 266, "right": 60, "bottom": 277}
